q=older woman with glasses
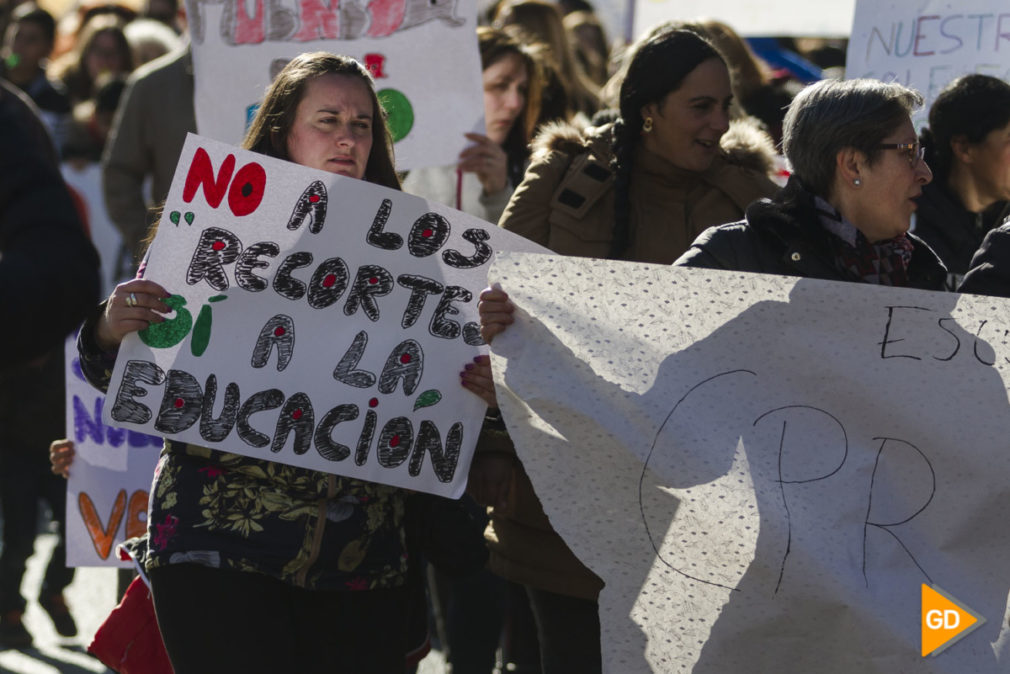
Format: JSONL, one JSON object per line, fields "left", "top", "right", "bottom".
{"left": 672, "top": 78, "right": 945, "bottom": 289}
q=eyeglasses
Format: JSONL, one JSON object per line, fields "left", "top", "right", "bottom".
{"left": 877, "top": 142, "right": 926, "bottom": 168}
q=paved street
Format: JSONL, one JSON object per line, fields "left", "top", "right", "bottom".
{"left": 0, "top": 533, "right": 116, "bottom": 674}
{"left": 0, "top": 533, "right": 449, "bottom": 673}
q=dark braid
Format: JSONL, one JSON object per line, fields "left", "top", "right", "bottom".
{"left": 609, "top": 29, "right": 724, "bottom": 258}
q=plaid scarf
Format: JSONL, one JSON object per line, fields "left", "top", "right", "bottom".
{"left": 814, "top": 197, "right": 914, "bottom": 286}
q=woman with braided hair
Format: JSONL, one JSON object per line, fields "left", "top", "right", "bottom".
{"left": 496, "top": 27, "right": 777, "bottom": 262}
{"left": 462, "top": 27, "right": 778, "bottom": 673}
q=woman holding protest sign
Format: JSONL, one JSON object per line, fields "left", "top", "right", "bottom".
{"left": 913, "top": 74, "right": 1010, "bottom": 287}
{"left": 459, "top": 27, "right": 779, "bottom": 673}
{"left": 402, "top": 27, "right": 540, "bottom": 226}
{"left": 77, "top": 52, "right": 417, "bottom": 673}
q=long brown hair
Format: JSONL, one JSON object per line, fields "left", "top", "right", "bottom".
{"left": 243, "top": 52, "right": 401, "bottom": 190}
{"left": 478, "top": 27, "right": 541, "bottom": 187}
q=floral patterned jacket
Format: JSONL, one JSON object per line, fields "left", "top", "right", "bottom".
{"left": 78, "top": 308, "right": 408, "bottom": 590}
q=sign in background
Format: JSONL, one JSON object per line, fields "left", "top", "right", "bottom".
{"left": 489, "top": 252, "right": 1010, "bottom": 672}
{"left": 61, "top": 162, "right": 130, "bottom": 296}
{"left": 104, "top": 134, "right": 543, "bottom": 498}
{"left": 847, "top": 0, "right": 1010, "bottom": 127}
{"left": 183, "top": 0, "right": 483, "bottom": 170}
{"left": 633, "top": 0, "right": 855, "bottom": 41}
{"left": 65, "top": 337, "right": 162, "bottom": 568}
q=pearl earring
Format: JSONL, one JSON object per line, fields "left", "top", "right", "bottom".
{"left": 642, "top": 117, "right": 653, "bottom": 133}
{"left": 853, "top": 178, "right": 862, "bottom": 186}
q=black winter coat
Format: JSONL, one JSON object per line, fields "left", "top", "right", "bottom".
{"left": 912, "top": 180, "right": 1009, "bottom": 286}
{"left": 958, "top": 222, "right": 1010, "bottom": 297}
{"left": 0, "top": 79, "right": 99, "bottom": 370}
{"left": 675, "top": 177, "right": 948, "bottom": 292}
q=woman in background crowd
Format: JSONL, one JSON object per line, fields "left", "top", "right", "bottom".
{"left": 914, "top": 74, "right": 1010, "bottom": 287}
{"left": 493, "top": 0, "right": 599, "bottom": 121}
{"left": 462, "top": 28, "right": 778, "bottom": 673}
{"left": 51, "top": 13, "right": 132, "bottom": 105}
{"left": 402, "top": 27, "right": 539, "bottom": 225}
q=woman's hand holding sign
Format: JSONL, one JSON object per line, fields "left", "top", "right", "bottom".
{"left": 96, "top": 279, "right": 172, "bottom": 351}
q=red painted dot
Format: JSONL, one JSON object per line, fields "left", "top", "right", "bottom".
{"left": 400, "top": 353, "right": 411, "bottom": 364}
{"left": 368, "top": 277, "right": 378, "bottom": 285}
{"left": 309, "top": 194, "right": 320, "bottom": 203}
{"left": 274, "top": 326, "right": 286, "bottom": 337}
{"left": 173, "top": 398, "right": 185, "bottom": 408}
{"left": 389, "top": 434, "right": 400, "bottom": 448}
{"left": 368, "top": 397, "right": 378, "bottom": 408}
{"left": 422, "top": 228, "right": 433, "bottom": 238}
{"left": 322, "top": 274, "right": 336, "bottom": 288}
{"left": 211, "top": 240, "right": 226, "bottom": 251}
{"left": 292, "top": 409, "right": 303, "bottom": 420}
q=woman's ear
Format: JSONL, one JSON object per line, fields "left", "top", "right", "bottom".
{"left": 270, "top": 128, "right": 285, "bottom": 158}
{"left": 640, "top": 101, "right": 659, "bottom": 124}
{"left": 835, "top": 147, "right": 864, "bottom": 185}
{"left": 950, "top": 135, "right": 974, "bottom": 164}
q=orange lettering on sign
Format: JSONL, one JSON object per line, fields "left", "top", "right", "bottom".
{"left": 126, "top": 490, "right": 149, "bottom": 539}
{"left": 79, "top": 490, "right": 126, "bottom": 560}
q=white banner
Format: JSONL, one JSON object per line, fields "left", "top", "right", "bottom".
{"left": 104, "top": 134, "right": 543, "bottom": 497}
{"left": 65, "top": 336, "right": 162, "bottom": 568}
{"left": 846, "top": 0, "right": 1010, "bottom": 127}
{"left": 489, "top": 251, "right": 1010, "bottom": 672}
{"left": 183, "top": 0, "right": 483, "bottom": 170}
{"left": 632, "top": 0, "right": 855, "bottom": 40}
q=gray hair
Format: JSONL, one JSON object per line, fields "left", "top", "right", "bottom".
{"left": 782, "top": 78, "right": 923, "bottom": 197}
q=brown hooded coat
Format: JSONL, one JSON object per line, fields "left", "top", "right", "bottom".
{"left": 481, "top": 118, "right": 780, "bottom": 600}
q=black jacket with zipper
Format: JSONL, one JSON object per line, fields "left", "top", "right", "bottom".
{"left": 675, "top": 177, "right": 948, "bottom": 292}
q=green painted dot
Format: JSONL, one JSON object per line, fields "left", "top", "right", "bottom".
{"left": 377, "top": 88, "right": 413, "bottom": 143}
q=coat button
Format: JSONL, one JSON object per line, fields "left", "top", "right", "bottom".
{"left": 790, "top": 252, "right": 801, "bottom": 261}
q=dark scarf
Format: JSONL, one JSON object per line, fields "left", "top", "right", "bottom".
{"left": 814, "top": 196, "right": 914, "bottom": 286}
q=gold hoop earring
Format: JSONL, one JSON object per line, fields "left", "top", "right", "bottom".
{"left": 642, "top": 117, "right": 653, "bottom": 133}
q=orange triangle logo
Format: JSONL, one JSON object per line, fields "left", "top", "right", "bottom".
{"left": 921, "top": 584, "right": 985, "bottom": 657}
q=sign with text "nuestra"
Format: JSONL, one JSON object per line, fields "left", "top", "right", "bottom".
{"left": 104, "top": 134, "right": 541, "bottom": 498}
{"left": 847, "top": 0, "right": 1010, "bottom": 127}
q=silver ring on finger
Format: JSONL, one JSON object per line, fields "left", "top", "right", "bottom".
{"left": 126, "top": 292, "right": 138, "bottom": 308}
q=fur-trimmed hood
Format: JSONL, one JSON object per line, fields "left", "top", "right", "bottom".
{"left": 530, "top": 116, "right": 779, "bottom": 178}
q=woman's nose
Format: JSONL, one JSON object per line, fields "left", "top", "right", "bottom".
{"left": 504, "top": 87, "right": 523, "bottom": 112}
{"left": 712, "top": 106, "right": 730, "bottom": 134}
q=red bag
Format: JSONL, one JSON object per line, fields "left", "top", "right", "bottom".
{"left": 88, "top": 576, "right": 174, "bottom": 674}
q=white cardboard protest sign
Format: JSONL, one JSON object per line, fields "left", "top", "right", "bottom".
{"left": 847, "top": 0, "right": 1010, "bottom": 127}
{"left": 65, "top": 337, "right": 163, "bottom": 568}
{"left": 183, "top": 0, "right": 482, "bottom": 171}
{"left": 103, "top": 134, "right": 542, "bottom": 498}
{"left": 488, "top": 251, "right": 1010, "bottom": 672}
{"left": 632, "top": 0, "right": 854, "bottom": 39}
